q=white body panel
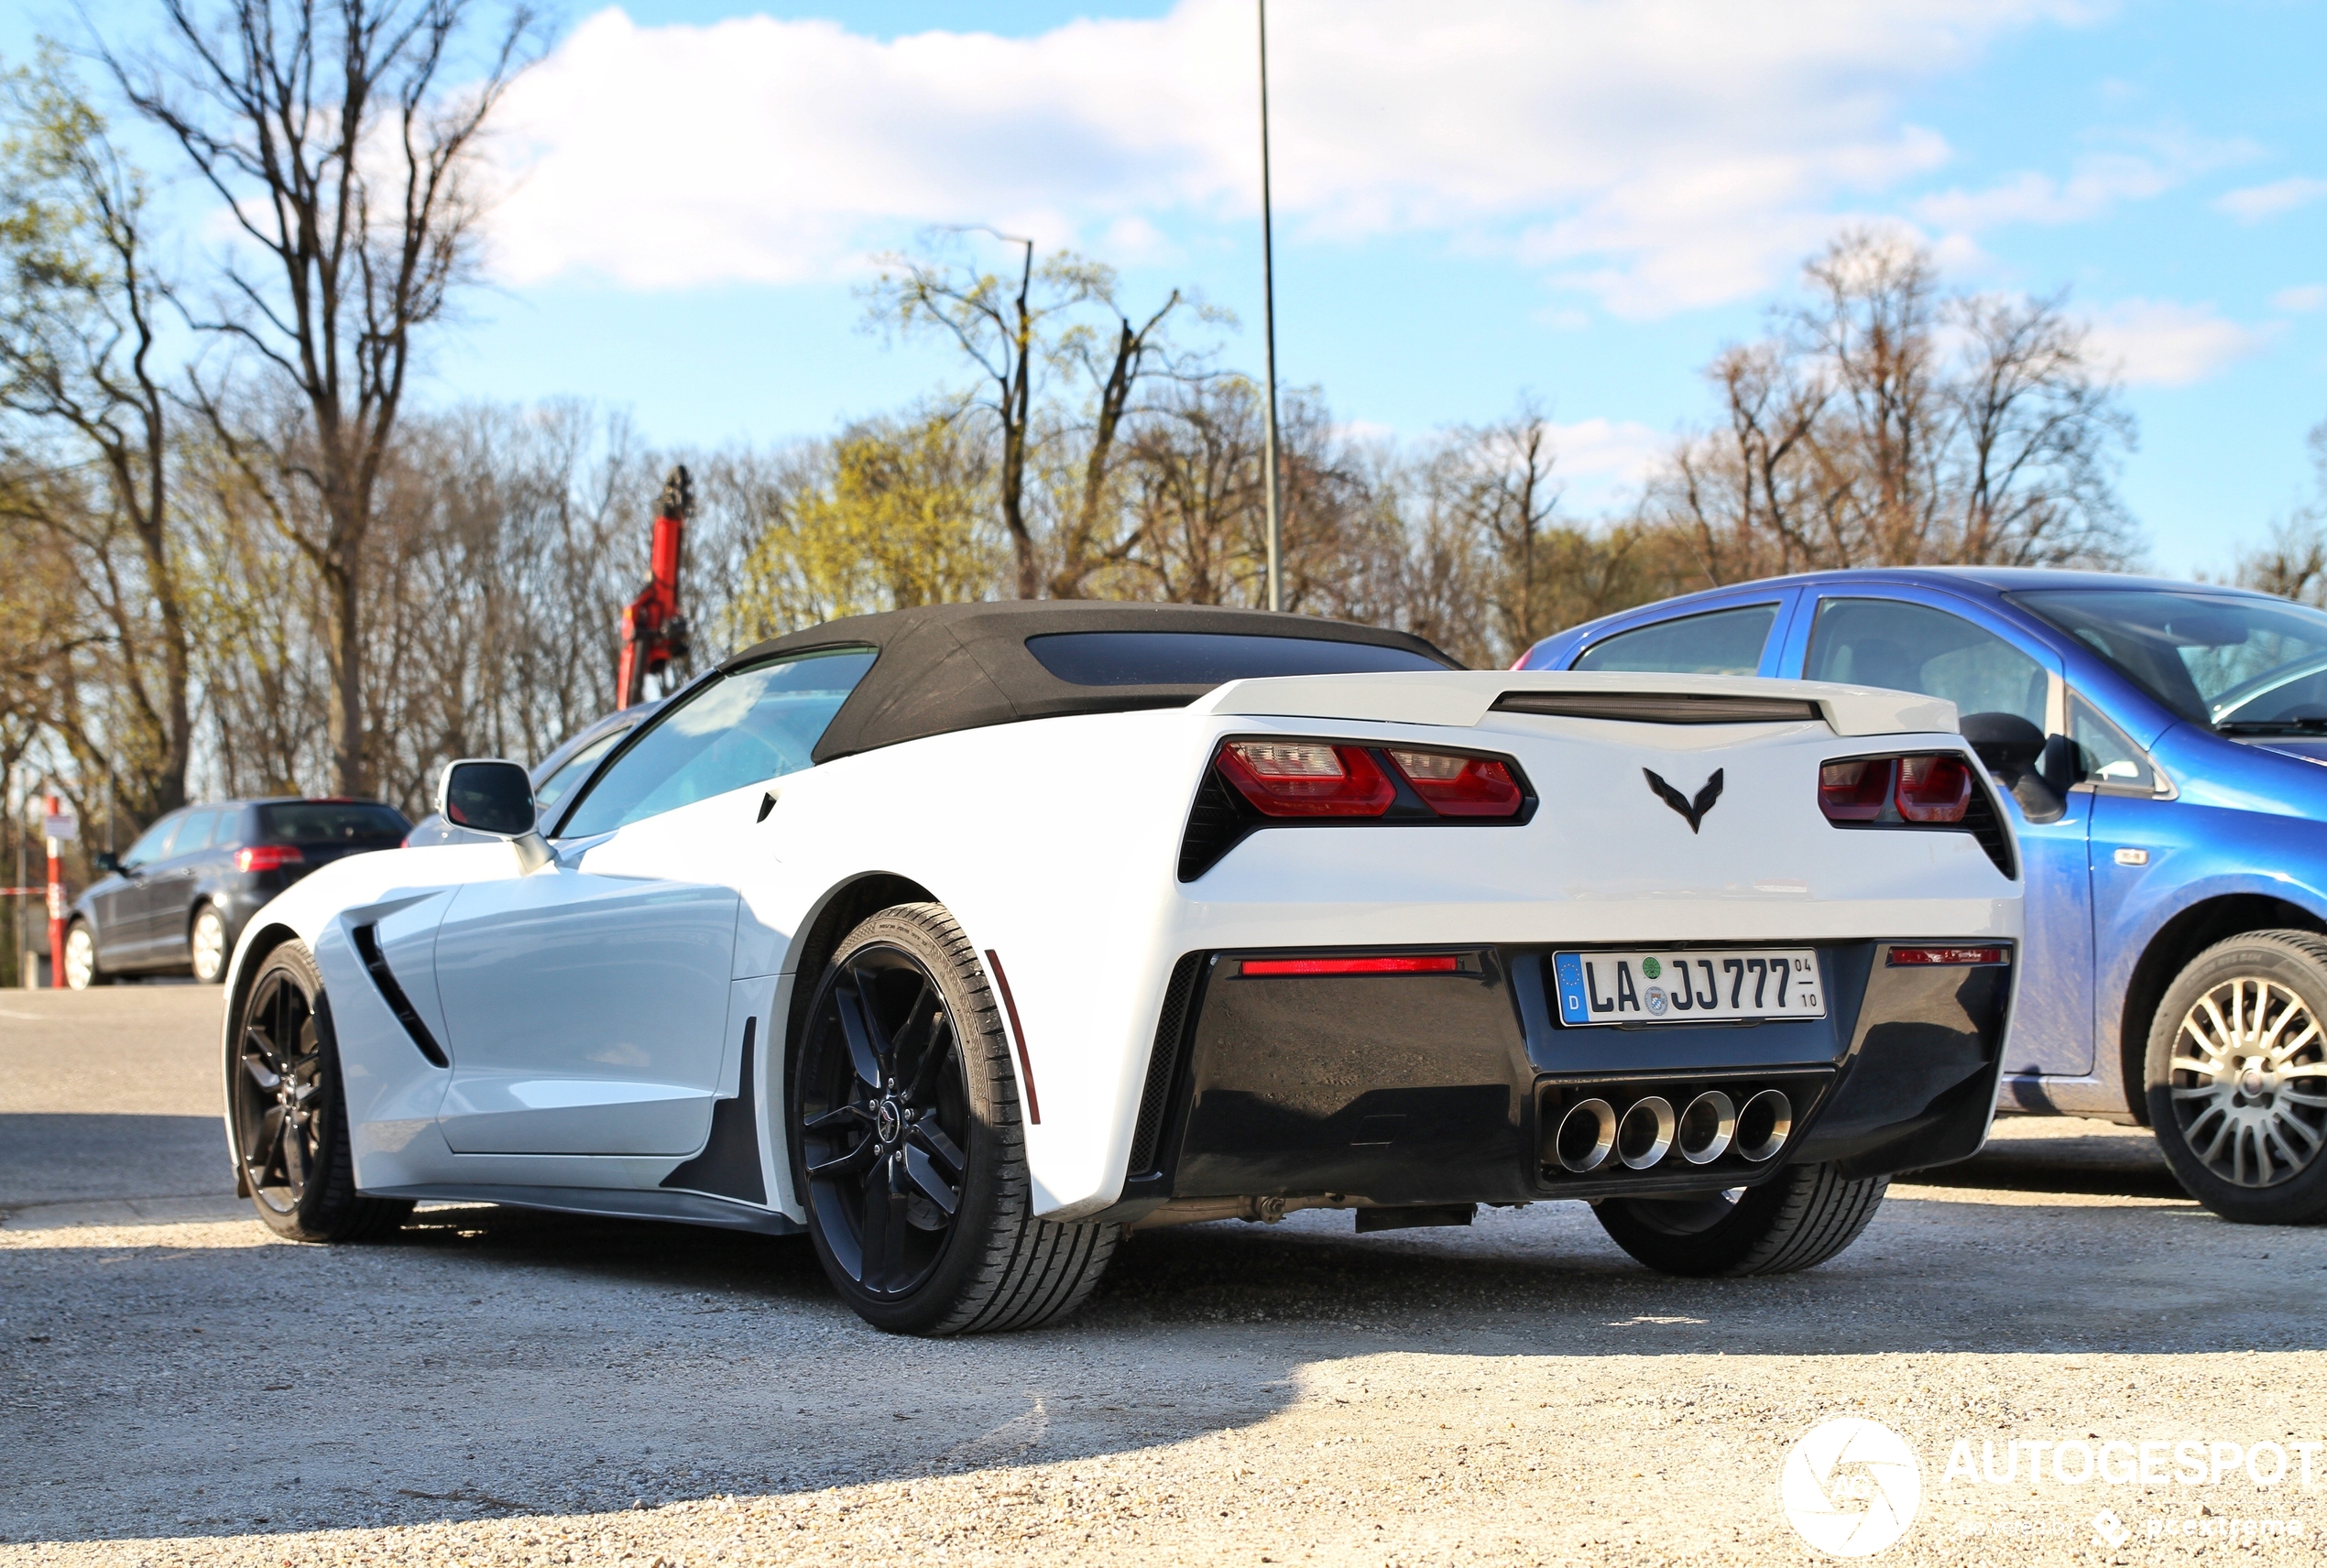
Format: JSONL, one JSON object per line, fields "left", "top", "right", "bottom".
{"left": 222, "top": 670, "right": 2021, "bottom": 1225}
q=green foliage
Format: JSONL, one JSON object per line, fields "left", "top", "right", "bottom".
{"left": 725, "top": 413, "right": 1002, "bottom": 645}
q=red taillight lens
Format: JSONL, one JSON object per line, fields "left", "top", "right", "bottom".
{"left": 1819, "top": 758, "right": 1895, "bottom": 822}
{"left": 235, "top": 844, "right": 305, "bottom": 873}
{"left": 1895, "top": 754, "right": 1972, "bottom": 823}
{"left": 1240, "top": 954, "right": 1464, "bottom": 976}
{"left": 1216, "top": 741, "right": 1396, "bottom": 818}
{"left": 1385, "top": 748, "right": 1525, "bottom": 818}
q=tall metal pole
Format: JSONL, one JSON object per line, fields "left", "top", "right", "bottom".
{"left": 1257, "top": 0, "right": 1283, "bottom": 613}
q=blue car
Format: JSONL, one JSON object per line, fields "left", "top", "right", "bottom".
{"left": 1521, "top": 566, "right": 2327, "bottom": 1225}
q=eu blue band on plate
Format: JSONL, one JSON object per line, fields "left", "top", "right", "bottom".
{"left": 1553, "top": 952, "right": 1591, "bottom": 1026}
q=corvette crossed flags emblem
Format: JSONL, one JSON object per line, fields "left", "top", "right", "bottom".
{"left": 1644, "top": 768, "right": 1723, "bottom": 833}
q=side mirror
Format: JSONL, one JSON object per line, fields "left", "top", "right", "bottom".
{"left": 437, "top": 759, "right": 538, "bottom": 837}
{"left": 1960, "top": 712, "right": 2046, "bottom": 775}
{"left": 93, "top": 851, "right": 123, "bottom": 875}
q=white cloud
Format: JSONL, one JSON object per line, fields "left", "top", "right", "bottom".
{"left": 1914, "top": 135, "right": 2252, "bottom": 232}
{"left": 2083, "top": 299, "right": 2266, "bottom": 387}
{"left": 2216, "top": 176, "right": 2327, "bottom": 223}
{"left": 483, "top": 0, "right": 2084, "bottom": 313}
{"left": 2272, "top": 284, "right": 2327, "bottom": 313}
{"left": 1549, "top": 418, "right": 1666, "bottom": 487}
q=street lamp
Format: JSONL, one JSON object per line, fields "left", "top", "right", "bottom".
{"left": 1257, "top": 0, "right": 1283, "bottom": 613}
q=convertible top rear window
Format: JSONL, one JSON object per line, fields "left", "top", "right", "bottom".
{"left": 1026, "top": 631, "right": 1447, "bottom": 687}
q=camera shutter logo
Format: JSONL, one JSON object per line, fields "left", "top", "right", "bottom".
{"left": 1781, "top": 1418, "right": 1922, "bottom": 1557}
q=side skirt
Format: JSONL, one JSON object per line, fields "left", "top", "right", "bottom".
{"left": 366, "top": 1182, "right": 803, "bottom": 1236}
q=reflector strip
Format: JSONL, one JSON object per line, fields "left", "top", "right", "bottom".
{"left": 984, "top": 949, "right": 1041, "bottom": 1124}
{"left": 1886, "top": 945, "right": 2008, "bottom": 967}
{"left": 1240, "top": 955, "right": 1464, "bottom": 976}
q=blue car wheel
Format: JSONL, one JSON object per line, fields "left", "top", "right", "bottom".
{"left": 2146, "top": 931, "right": 2327, "bottom": 1225}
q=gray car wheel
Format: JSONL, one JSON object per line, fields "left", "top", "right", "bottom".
{"left": 2146, "top": 931, "right": 2327, "bottom": 1225}
{"left": 63, "top": 922, "right": 106, "bottom": 989}
{"left": 190, "top": 905, "right": 229, "bottom": 985}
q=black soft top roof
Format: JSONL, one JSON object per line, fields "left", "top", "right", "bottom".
{"left": 721, "top": 600, "right": 1458, "bottom": 763}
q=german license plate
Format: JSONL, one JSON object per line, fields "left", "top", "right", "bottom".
{"left": 1551, "top": 949, "right": 1823, "bottom": 1026}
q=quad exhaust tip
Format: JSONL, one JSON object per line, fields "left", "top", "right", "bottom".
{"left": 1736, "top": 1089, "right": 1793, "bottom": 1164}
{"left": 1616, "top": 1095, "right": 1676, "bottom": 1170}
{"left": 1677, "top": 1090, "right": 1736, "bottom": 1165}
{"left": 1545, "top": 1083, "right": 1799, "bottom": 1175}
{"left": 1554, "top": 1097, "right": 1618, "bottom": 1173}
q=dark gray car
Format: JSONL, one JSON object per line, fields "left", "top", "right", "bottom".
{"left": 65, "top": 798, "right": 410, "bottom": 987}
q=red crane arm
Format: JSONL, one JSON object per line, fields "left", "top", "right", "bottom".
{"left": 617, "top": 466, "right": 694, "bottom": 710}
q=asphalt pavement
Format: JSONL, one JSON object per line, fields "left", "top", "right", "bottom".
{"left": 5, "top": 984, "right": 2320, "bottom": 1568}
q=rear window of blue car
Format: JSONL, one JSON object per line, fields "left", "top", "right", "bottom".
{"left": 1025, "top": 631, "right": 1448, "bottom": 686}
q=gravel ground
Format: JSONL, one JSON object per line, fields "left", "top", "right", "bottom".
{"left": 5, "top": 988, "right": 2322, "bottom": 1567}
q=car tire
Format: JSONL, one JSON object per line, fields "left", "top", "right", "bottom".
{"left": 189, "top": 904, "right": 229, "bottom": 985}
{"left": 789, "top": 902, "right": 1118, "bottom": 1334}
{"left": 62, "top": 922, "right": 108, "bottom": 989}
{"left": 1592, "top": 1163, "right": 1889, "bottom": 1276}
{"left": 2145, "top": 930, "right": 2327, "bottom": 1225}
{"left": 226, "top": 941, "right": 412, "bottom": 1244}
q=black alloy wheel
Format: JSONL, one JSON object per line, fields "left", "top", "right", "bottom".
{"left": 234, "top": 957, "right": 327, "bottom": 1216}
{"left": 225, "top": 942, "right": 410, "bottom": 1243}
{"left": 795, "top": 939, "right": 973, "bottom": 1302}
{"left": 789, "top": 903, "right": 1119, "bottom": 1335}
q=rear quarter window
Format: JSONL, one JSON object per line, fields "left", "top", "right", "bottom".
{"left": 1571, "top": 605, "right": 1777, "bottom": 675}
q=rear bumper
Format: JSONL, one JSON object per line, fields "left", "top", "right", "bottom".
{"left": 1101, "top": 941, "right": 2013, "bottom": 1220}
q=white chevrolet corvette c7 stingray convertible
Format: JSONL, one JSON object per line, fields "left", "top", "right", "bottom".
{"left": 220, "top": 601, "right": 2023, "bottom": 1334}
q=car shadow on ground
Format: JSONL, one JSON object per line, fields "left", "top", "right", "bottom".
{"left": 2, "top": 1135, "right": 2302, "bottom": 1548}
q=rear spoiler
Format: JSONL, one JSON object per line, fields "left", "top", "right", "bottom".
{"left": 1198, "top": 670, "right": 1959, "bottom": 738}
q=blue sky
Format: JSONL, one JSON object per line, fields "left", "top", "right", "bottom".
{"left": 16, "top": 0, "right": 2326, "bottom": 577}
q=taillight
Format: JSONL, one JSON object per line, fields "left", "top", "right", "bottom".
{"left": 1385, "top": 749, "right": 1525, "bottom": 818}
{"left": 1240, "top": 954, "right": 1464, "bottom": 976}
{"left": 1820, "top": 753, "right": 1978, "bottom": 826}
{"left": 235, "top": 844, "right": 305, "bottom": 873}
{"left": 1818, "top": 758, "right": 1895, "bottom": 822}
{"left": 1895, "top": 755, "right": 1972, "bottom": 823}
{"left": 1215, "top": 741, "right": 1396, "bottom": 818}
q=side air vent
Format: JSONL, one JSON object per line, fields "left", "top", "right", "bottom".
{"left": 351, "top": 922, "right": 448, "bottom": 1068}
{"left": 1129, "top": 953, "right": 1206, "bottom": 1176}
{"left": 1176, "top": 767, "right": 1249, "bottom": 882}
{"left": 1495, "top": 691, "right": 1822, "bottom": 725}
{"left": 1958, "top": 777, "right": 2016, "bottom": 880}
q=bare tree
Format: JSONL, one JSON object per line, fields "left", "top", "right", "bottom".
{"left": 0, "top": 54, "right": 192, "bottom": 824}
{"left": 101, "top": 0, "right": 541, "bottom": 794}
{"left": 2234, "top": 421, "right": 2327, "bottom": 604}
{"left": 867, "top": 233, "right": 1202, "bottom": 599}
{"left": 1648, "top": 229, "right": 2139, "bottom": 583}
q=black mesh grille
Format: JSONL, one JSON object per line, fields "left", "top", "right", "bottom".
{"left": 1961, "top": 777, "right": 2016, "bottom": 879}
{"left": 1175, "top": 766, "right": 1249, "bottom": 882}
{"left": 1130, "top": 953, "right": 1205, "bottom": 1176}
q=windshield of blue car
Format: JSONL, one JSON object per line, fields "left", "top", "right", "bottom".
{"left": 1024, "top": 631, "right": 1450, "bottom": 685}
{"left": 2011, "top": 589, "right": 2327, "bottom": 730}
{"left": 2019, "top": 588, "right": 2327, "bottom": 730}
{"left": 557, "top": 647, "right": 879, "bottom": 837}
